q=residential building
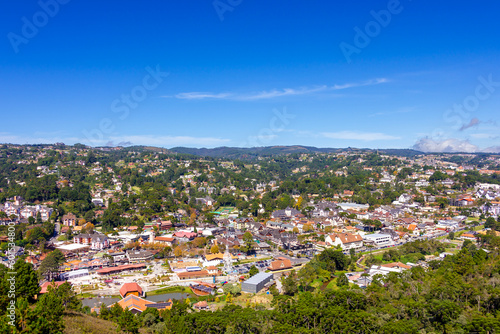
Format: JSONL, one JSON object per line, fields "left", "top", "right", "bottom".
{"left": 325, "top": 232, "right": 363, "bottom": 250}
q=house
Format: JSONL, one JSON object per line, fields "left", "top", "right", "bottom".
{"left": 325, "top": 233, "right": 363, "bottom": 250}
{"left": 25, "top": 255, "right": 40, "bottom": 267}
{"left": 271, "top": 207, "right": 301, "bottom": 220}
{"left": 380, "top": 262, "right": 411, "bottom": 270}
{"left": 73, "top": 233, "right": 109, "bottom": 250}
{"left": 195, "top": 197, "right": 215, "bottom": 207}
{"left": 396, "top": 194, "right": 412, "bottom": 204}
{"left": 343, "top": 190, "right": 354, "bottom": 197}
{"left": 460, "top": 233, "right": 477, "bottom": 241}
{"left": 119, "top": 282, "right": 144, "bottom": 298}
{"left": 20, "top": 207, "right": 36, "bottom": 219}
{"left": 193, "top": 300, "right": 209, "bottom": 310}
{"left": 173, "top": 231, "right": 197, "bottom": 241}
{"left": 91, "top": 198, "right": 104, "bottom": 207}
{"left": 206, "top": 266, "right": 220, "bottom": 276}
{"left": 38, "top": 206, "right": 53, "bottom": 221}
{"left": 153, "top": 236, "right": 176, "bottom": 247}
{"left": 109, "top": 251, "right": 126, "bottom": 262}
{"left": 126, "top": 250, "right": 154, "bottom": 263}
{"left": 160, "top": 220, "right": 172, "bottom": 231}
{"left": 177, "top": 270, "right": 213, "bottom": 280}
{"left": 39, "top": 281, "right": 67, "bottom": 294}
{"left": 62, "top": 213, "right": 77, "bottom": 227}
{"left": 268, "top": 258, "right": 293, "bottom": 271}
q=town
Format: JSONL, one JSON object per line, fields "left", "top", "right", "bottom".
{"left": 1, "top": 144, "right": 500, "bottom": 332}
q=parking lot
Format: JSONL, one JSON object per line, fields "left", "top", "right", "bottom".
{"left": 233, "top": 259, "right": 272, "bottom": 274}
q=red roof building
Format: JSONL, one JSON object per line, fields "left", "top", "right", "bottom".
{"left": 119, "top": 282, "right": 143, "bottom": 298}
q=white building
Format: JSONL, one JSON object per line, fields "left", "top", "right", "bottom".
{"left": 363, "top": 233, "right": 394, "bottom": 247}
{"left": 325, "top": 233, "right": 364, "bottom": 250}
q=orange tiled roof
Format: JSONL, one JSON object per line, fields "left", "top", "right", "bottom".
{"left": 116, "top": 295, "right": 150, "bottom": 313}
{"left": 381, "top": 262, "right": 411, "bottom": 270}
{"left": 329, "top": 232, "right": 363, "bottom": 244}
{"left": 120, "top": 282, "right": 143, "bottom": 298}
{"left": 40, "top": 281, "right": 67, "bottom": 294}
{"left": 268, "top": 259, "right": 292, "bottom": 271}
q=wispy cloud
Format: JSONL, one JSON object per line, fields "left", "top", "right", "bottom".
{"left": 170, "top": 78, "right": 389, "bottom": 101}
{"left": 237, "top": 86, "right": 327, "bottom": 101}
{"left": 459, "top": 117, "right": 481, "bottom": 131}
{"left": 331, "top": 78, "right": 388, "bottom": 90}
{"left": 321, "top": 131, "right": 400, "bottom": 141}
{"left": 174, "top": 92, "right": 232, "bottom": 100}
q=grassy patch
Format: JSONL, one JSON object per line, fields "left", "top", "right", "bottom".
{"left": 326, "top": 279, "right": 338, "bottom": 290}
{"left": 236, "top": 257, "right": 271, "bottom": 265}
{"left": 148, "top": 285, "right": 191, "bottom": 295}
{"left": 63, "top": 311, "right": 144, "bottom": 334}
{"left": 310, "top": 278, "right": 324, "bottom": 288}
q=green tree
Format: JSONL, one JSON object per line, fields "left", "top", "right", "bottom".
{"left": 36, "top": 211, "right": 42, "bottom": 224}
{"left": 38, "top": 249, "right": 65, "bottom": 281}
{"left": 318, "top": 248, "right": 347, "bottom": 272}
{"left": 282, "top": 271, "right": 298, "bottom": 296}
{"left": 240, "top": 231, "right": 254, "bottom": 254}
{"left": 427, "top": 300, "right": 460, "bottom": 333}
{"left": 13, "top": 260, "right": 40, "bottom": 303}
{"left": 337, "top": 273, "right": 349, "bottom": 287}
{"left": 248, "top": 265, "right": 259, "bottom": 278}
{"left": 117, "top": 308, "right": 140, "bottom": 334}
{"left": 49, "top": 281, "right": 81, "bottom": 310}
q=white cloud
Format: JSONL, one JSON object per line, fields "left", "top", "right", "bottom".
{"left": 331, "top": 78, "right": 388, "bottom": 90}
{"left": 236, "top": 86, "right": 327, "bottom": 101}
{"left": 321, "top": 131, "right": 400, "bottom": 141}
{"left": 412, "top": 138, "right": 479, "bottom": 153}
{"left": 174, "top": 92, "right": 232, "bottom": 100}
{"left": 171, "top": 78, "right": 388, "bottom": 101}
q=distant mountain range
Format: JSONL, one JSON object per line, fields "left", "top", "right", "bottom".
{"left": 165, "top": 145, "right": 424, "bottom": 158}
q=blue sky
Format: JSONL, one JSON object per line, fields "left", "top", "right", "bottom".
{"left": 1, "top": 0, "right": 500, "bottom": 152}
